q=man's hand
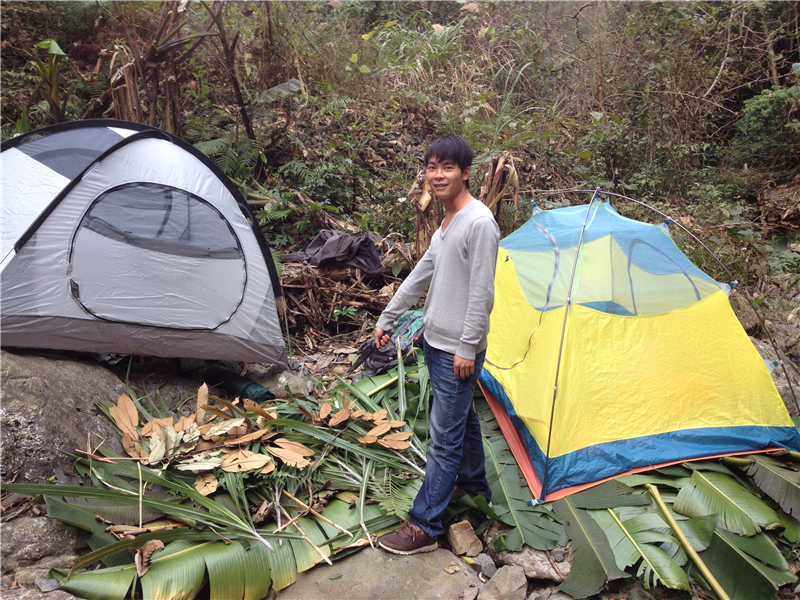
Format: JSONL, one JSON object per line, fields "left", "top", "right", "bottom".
{"left": 454, "top": 355, "right": 474, "bottom": 380}
{"left": 374, "top": 327, "right": 391, "bottom": 349}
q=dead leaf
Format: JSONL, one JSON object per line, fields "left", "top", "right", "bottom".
{"left": 201, "top": 405, "right": 234, "bottom": 421}
{"left": 174, "top": 451, "right": 224, "bottom": 472}
{"left": 132, "top": 540, "right": 164, "bottom": 577}
{"left": 361, "top": 412, "right": 374, "bottom": 421}
{"left": 109, "top": 394, "right": 139, "bottom": 440}
{"left": 460, "top": 3, "right": 480, "bottom": 12}
{"left": 224, "top": 428, "right": 272, "bottom": 446}
{"left": 345, "top": 398, "right": 357, "bottom": 411}
{"left": 174, "top": 415, "right": 195, "bottom": 432}
{"left": 357, "top": 435, "right": 378, "bottom": 444}
{"left": 220, "top": 449, "right": 271, "bottom": 472}
{"left": 273, "top": 439, "right": 315, "bottom": 457}
{"left": 194, "top": 473, "right": 218, "bottom": 496}
{"left": 122, "top": 433, "right": 145, "bottom": 459}
{"left": 260, "top": 460, "right": 275, "bottom": 475}
{"left": 328, "top": 409, "right": 350, "bottom": 427}
{"left": 298, "top": 405, "right": 314, "bottom": 420}
{"left": 266, "top": 446, "right": 311, "bottom": 469}
{"left": 141, "top": 417, "right": 174, "bottom": 437}
{"left": 316, "top": 352, "right": 335, "bottom": 371}
{"left": 388, "top": 420, "right": 406, "bottom": 428}
{"left": 382, "top": 431, "right": 414, "bottom": 441}
{"left": 319, "top": 403, "right": 333, "bottom": 420}
{"left": 147, "top": 425, "right": 179, "bottom": 464}
{"left": 327, "top": 0, "right": 342, "bottom": 7}
{"left": 374, "top": 409, "right": 387, "bottom": 421}
{"left": 443, "top": 564, "right": 460, "bottom": 574}
{"left": 351, "top": 409, "right": 365, "bottom": 418}
{"left": 244, "top": 398, "right": 271, "bottom": 418}
{"left": 205, "top": 417, "right": 246, "bottom": 438}
{"left": 432, "top": 23, "right": 444, "bottom": 34}
{"left": 333, "top": 346, "right": 357, "bottom": 354}
{"left": 378, "top": 439, "right": 411, "bottom": 450}
{"left": 196, "top": 383, "right": 208, "bottom": 425}
{"left": 367, "top": 422, "right": 392, "bottom": 437}
{"left": 252, "top": 501, "right": 272, "bottom": 523}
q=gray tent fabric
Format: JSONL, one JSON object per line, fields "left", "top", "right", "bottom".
{"left": 280, "top": 230, "right": 385, "bottom": 275}
{"left": 1, "top": 120, "right": 287, "bottom": 366}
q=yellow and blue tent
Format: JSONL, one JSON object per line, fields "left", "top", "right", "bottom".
{"left": 479, "top": 198, "right": 800, "bottom": 502}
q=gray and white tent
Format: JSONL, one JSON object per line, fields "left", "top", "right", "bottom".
{"left": 1, "top": 120, "right": 287, "bottom": 365}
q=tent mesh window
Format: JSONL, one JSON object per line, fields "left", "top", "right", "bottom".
{"left": 69, "top": 183, "right": 246, "bottom": 329}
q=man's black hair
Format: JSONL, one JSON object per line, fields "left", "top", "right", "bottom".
{"left": 424, "top": 136, "right": 473, "bottom": 188}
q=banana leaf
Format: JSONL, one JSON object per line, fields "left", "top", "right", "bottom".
{"left": 673, "top": 470, "right": 782, "bottom": 536}
{"left": 589, "top": 509, "right": 692, "bottom": 591}
{"left": 744, "top": 454, "right": 800, "bottom": 519}
{"left": 45, "top": 497, "right": 133, "bottom": 567}
{"left": 51, "top": 563, "right": 137, "bottom": 600}
{"left": 568, "top": 481, "right": 650, "bottom": 509}
{"left": 140, "top": 540, "right": 206, "bottom": 600}
{"left": 482, "top": 431, "right": 567, "bottom": 551}
{"left": 696, "top": 529, "right": 797, "bottom": 600}
{"left": 553, "top": 497, "right": 628, "bottom": 598}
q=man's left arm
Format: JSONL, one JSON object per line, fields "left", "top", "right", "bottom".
{"left": 455, "top": 216, "right": 500, "bottom": 379}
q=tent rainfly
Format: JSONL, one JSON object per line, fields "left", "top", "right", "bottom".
{"left": 1, "top": 120, "right": 287, "bottom": 366}
{"left": 479, "top": 197, "right": 800, "bottom": 502}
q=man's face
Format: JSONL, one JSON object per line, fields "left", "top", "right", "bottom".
{"left": 425, "top": 156, "right": 470, "bottom": 202}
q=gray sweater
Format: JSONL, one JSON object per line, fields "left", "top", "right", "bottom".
{"left": 376, "top": 200, "right": 500, "bottom": 360}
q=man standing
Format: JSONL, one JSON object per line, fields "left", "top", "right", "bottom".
{"left": 375, "top": 136, "right": 500, "bottom": 555}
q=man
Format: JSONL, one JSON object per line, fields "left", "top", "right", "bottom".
{"left": 374, "top": 136, "right": 500, "bottom": 555}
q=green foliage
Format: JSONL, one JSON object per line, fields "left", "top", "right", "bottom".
{"left": 731, "top": 86, "right": 800, "bottom": 178}
{"left": 194, "top": 127, "right": 256, "bottom": 180}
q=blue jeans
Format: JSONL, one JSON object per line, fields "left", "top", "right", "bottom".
{"left": 409, "top": 342, "right": 490, "bottom": 538}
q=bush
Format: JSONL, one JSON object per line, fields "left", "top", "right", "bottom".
{"left": 730, "top": 86, "right": 800, "bottom": 180}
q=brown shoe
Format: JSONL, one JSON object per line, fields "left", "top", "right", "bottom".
{"left": 378, "top": 521, "right": 438, "bottom": 555}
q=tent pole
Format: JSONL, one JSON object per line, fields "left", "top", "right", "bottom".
{"left": 523, "top": 190, "right": 799, "bottom": 415}
{"left": 539, "top": 189, "right": 600, "bottom": 501}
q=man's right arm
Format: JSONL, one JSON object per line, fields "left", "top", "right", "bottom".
{"left": 373, "top": 250, "right": 434, "bottom": 348}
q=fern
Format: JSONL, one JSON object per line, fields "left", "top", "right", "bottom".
{"left": 376, "top": 470, "right": 416, "bottom": 518}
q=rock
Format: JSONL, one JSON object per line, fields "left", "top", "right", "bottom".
{"left": 474, "top": 553, "right": 498, "bottom": 579}
{"left": 527, "top": 589, "right": 573, "bottom": 600}
{"left": 124, "top": 372, "right": 207, "bottom": 414}
{"left": 462, "top": 587, "right": 480, "bottom": 600}
{"left": 1, "top": 515, "right": 79, "bottom": 580}
{"left": 550, "top": 548, "right": 567, "bottom": 562}
{"left": 479, "top": 519, "right": 511, "bottom": 549}
{"left": 478, "top": 565, "right": 527, "bottom": 600}
{"left": 1, "top": 350, "right": 126, "bottom": 483}
{"left": 35, "top": 579, "right": 60, "bottom": 592}
{"left": 750, "top": 337, "right": 800, "bottom": 416}
{"left": 474, "top": 553, "right": 498, "bottom": 578}
{"left": 448, "top": 521, "right": 483, "bottom": 557}
{"left": 276, "top": 547, "right": 481, "bottom": 600}
{"left": 248, "top": 363, "right": 312, "bottom": 397}
{"left": 499, "top": 545, "right": 571, "bottom": 582}
{"left": 0, "top": 588, "right": 79, "bottom": 600}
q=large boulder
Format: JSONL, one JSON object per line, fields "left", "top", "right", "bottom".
{"left": 0, "top": 515, "right": 79, "bottom": 590}
{"left": 1, "top": 350, "right": 126, "bottom": 483}
{"left": 276, "top": 547, "right": 481, "bottom": 600}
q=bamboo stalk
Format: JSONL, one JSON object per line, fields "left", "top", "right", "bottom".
{"left": 645, "top": 484, "right": 730, "bottom": 600}
{"left": 279, "top": 505, "right": 332, "bottom": 565}
{"left": 367, "top": 376, "right": 399, "bottom": 397}
{"left": 281, "top": 490, "right": 353, "bottom": 537}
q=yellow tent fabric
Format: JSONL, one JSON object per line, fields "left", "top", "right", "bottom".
{"left": 479, "top": 201, "right": 800, "bottom": 500}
